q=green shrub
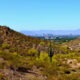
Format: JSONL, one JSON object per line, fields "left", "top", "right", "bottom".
{"left": 27, "top": 48, "right": 38, "bottom": 57}
{"left": 0, "top": 50, "right": 28, "bottom": 70}
{"left": 2, "top": 43, "right": 10, "bottom": 49}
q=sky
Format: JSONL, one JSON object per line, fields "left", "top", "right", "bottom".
{"left": 0, "top": 0, "right": 80, "bottom": 31}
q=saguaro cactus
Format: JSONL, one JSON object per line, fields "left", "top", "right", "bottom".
{"left": 48, "top": 40, "right": 54, "bottom": 62}
{"left": 45, "top": 35, "right": 54, "bottom": 62}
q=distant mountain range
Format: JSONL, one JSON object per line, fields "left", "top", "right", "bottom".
{"left": 21, "top": 29, "right": 80, "bottom": 36}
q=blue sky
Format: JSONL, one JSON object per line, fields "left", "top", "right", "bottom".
{"left": 0, "top": 0, "right": 80, "bottom": 31}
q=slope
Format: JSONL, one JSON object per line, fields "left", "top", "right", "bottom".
{"left": 0, "top": 26, "right": 43, "bottom": 55}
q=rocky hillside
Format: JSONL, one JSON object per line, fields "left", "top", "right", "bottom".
{"left": 0, "top": 26, "right": 44, "bottom": 55}
{"left": 0, "top": 26, "right": 48, "bottom": 80}
{"left": 62, "top": 37, "right": 80, "bottom": 52}
{"left": 0, "top": 26, "right": 80, "bottom": 80}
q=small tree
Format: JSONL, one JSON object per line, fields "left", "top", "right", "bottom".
{"left": 37, "top": 41, "right": 45, "bottom": 57}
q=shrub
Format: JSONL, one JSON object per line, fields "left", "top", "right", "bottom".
{"left": 2, "top": 43, "right": 10, "bottom": 49}
{"left": 27, "top": 48, "right": 38, "bottom": 57}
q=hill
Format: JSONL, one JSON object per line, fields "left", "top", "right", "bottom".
{"left": 62, "top": 37, "right": 80, "bottom": 52}
{"left": 0, "top": 26, "right": 44, "bottom": 55}
{"left": 0, "top": 26, "right": 80, "bottom": 80}
{"left": 0, "top": 26, "right": 48, "bottom": 80}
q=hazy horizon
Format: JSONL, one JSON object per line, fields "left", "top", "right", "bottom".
{"left": 21, "top": 29, "right": 80, "bottom": 31}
